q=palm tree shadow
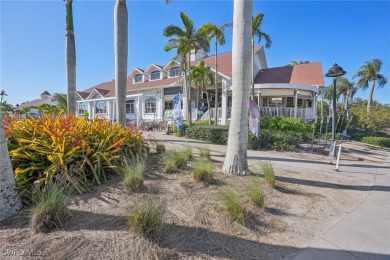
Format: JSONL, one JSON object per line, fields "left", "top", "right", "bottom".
{"left": 156, "top": 223, "right": 297, "bottom": 259}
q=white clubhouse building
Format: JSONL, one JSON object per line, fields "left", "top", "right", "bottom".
{"left": 76, "top": 46, "right": 324, "bottom": 125}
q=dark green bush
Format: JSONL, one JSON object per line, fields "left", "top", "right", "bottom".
{"left": 185, "top": 125, "right": 229, "bottom": 144}
{"left": 261, "top": 117, "right": 312, "bottom": 133}
{"left": 357, "top": 136, "right": 390, "bottom": 148}
{"left": 192, "top": 120, "right": 215, "bottom": 126}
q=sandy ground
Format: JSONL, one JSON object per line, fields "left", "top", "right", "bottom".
{"left": 0, "top": 137, "right": 387, "bottom": 260}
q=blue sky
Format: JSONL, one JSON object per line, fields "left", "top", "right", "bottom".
{"left": 1, "top": 0, "right": 389, "bottom": 106}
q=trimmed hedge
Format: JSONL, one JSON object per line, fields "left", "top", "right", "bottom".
{"left": 261, "top": 117, "right": 312, "bottom": 133}
{"left": 185, "top": 125, "right": 229, "bottom": 144}
{"left": 357, "top": 136, "right": 390, "bottom": 148}
{"left": 185, "top": 125, "right": 311, "bottom": 151}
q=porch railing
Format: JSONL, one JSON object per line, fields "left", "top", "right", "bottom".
{"left": 199, "top": 107, "right": 314, "bottom": 122}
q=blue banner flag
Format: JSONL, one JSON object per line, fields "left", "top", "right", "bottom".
{"left": 172, "top": 94, "right": 184, "bottom": 132}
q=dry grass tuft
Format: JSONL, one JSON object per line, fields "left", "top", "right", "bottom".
{"left": 261, "top": 161, "right": 276, "bottom": 188}
{"left": 124, "top": 161, "right": 145, "bottom": 192}
{"left": 193, "top": 161, "right": 214, "bottom": 183}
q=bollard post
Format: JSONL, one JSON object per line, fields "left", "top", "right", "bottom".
{"left": 335, "top": 144, "right": 342, "bottom": 171}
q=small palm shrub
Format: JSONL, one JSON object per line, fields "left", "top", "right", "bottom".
{"left": 156, "top": 143, "right": 166, "bottom": 154}
{"left": 128, "top": 198, "right": 165, "bottom": 238}
{"left": 223, "top": 190, "right": 247, "bottom": 224}
{"left": 124, "top": 161, "right": 145, "bottom": 192}
{"left": 248, "top": 183, "right": 265, "bottom": 208}
{"left": 199, "top": 147, "right": 211, "bottom": 160}
{"left": 30, "top": 183, "right": 70, "bottom": 233}
{"left": 193, "top": 161, "right": 214, "bottom": 183}
{"left": 261, "top": 162, "right": 275, "bottom": 188}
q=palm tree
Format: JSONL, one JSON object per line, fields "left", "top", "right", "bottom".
{"left": 191, "top": 60, "right": 214, "bottom": 124}
{"left": 53, "top": 93, "right": 68, "bottom": 112}
{"left": 288, "top": 60, "right": 309, "bottom": 66}
{"left": 0, "top": 119, "right": 22, "bottom": 221}
{"left": 65, "top": 0, "right": 77, "bottom": 115}
{"left": 0, "top": 90, "right": 7, "bottom": 118}
{"left": 163, "top": 12, "right": 210, "bottom": 125}
{"left": 354, "top": 59, "right": 388, "bottom": 113}
{"left": 200, "top": 23, "right": 231, "bottom": 125}
{"left": 251, "top": 13, "right": 271, "bottom": 98}
{"left": 114, "top": 0, "right": 128, "bottom": 126}
{"left": 335, "top": 77, "right": 354, "bottom": 117}
{"left": 223, "top": 0, "right": 252, "bottom": 175}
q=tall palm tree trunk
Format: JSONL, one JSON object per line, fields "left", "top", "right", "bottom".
{"left": 114, "top": 0, "right": 128, "bottom": 126}
{"left": 65, "top": 0, "right": 76, "bottom": 115}
{"left": 187, "top": 50, "right": 192, "bottom": 125}
{"left": 251, "top": 37, "right": 255, "bottom": 99}
{"left": 214, "top": 42, "right": 218, "bottom": 125}
{"left": 367, "top": 80, "right": 375, "bottom": 113}
{"left": 223, "top": 0, "right": 252, "bottom": 175}
{"left": 0, "top": 120, "right": 22, "bottom": 221}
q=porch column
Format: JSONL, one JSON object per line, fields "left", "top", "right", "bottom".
{"left": 313, "top": 93, "right": 317, "bottom": 120}
{"left": 106, "top": 101, "right": 111, "bottom": 122}
{"left": 294, "top": 90, "right": 298, "bottom": 118}
{"left": 221, "top": 86, "right": 227, "bottom": 125}
{"left": 159, "top": 89, "right": 164, "bottom": 120}
{"left": 136, "top": 95, "right": 140, "bottom": 127}
{"left": 92, "top": 100, "right": 96, "bottom": 119}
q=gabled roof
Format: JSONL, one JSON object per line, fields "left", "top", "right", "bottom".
{"left": 163, "top": 60, "right": 180, "bottom": 71}
{"left": 77, "top": 91, "right": 90, "bottom": 100}
{"left": 82, "top": 80, "right": 115, "bottom": 99}
{"left": 129, "top": 68, "right": 145, "bottom": 78}
{"left": 191, "top": 46, "right": 263, "bottom": 79}
{"left": 40, "top": 90, "right": 51, "bottom": 96}
{"left": 144, "top": 64, "right": 163, "bottom": 74}
{"left": 254, "top": 62, "right": 325, "bottom": 86}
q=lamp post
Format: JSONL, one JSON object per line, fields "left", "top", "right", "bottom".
{"left": 325, "top": 63, "right": 346, "bottom": 157}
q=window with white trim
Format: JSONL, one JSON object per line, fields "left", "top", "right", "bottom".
{"left": 150, "top": 70, "right": 161, "bottom": 80}
{"left": 126, "top": 100, "right": 135, "bottom": 114}
{"left": 78, "top": 102, "right": 87, "bottom": 115}
{"left": 95, "top": 101, "right": 107, "bottom": 114}
{"left": 286, "top": 97, "right": 294, "bottom": 107}
{"left": 145, "top": 97, "right": 156, "bottom": 113}
{"left": 169, "top": 67, "right": 179, "bottom": 77}
{"left": 134, "top": 74, "right": 143, "bottom": 83}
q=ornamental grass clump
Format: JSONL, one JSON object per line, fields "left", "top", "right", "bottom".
{"left": 192, "top": 161, "right": 214, "bottom": 183}
{"left": 124, "top": 161, "right": 145, "bottom": 192}
{"left": 163, "top": 151, "right": 187, "bottom": 174}
{"left": 248, "top": 182, "right": 265, "bottom": 208}
{"left": 128, "top": 198, "right": 165, "bottom": 238}
{"left": 182, "top": 145, "right": 193, "bottom": 161}
{"left": 199, "top": 147, "right": 211, "bottom": 160}
{"left": 30, "top": 183, "right": 70, "bottom": 233}
{"left": 223, "top": 190, "right": 247, "bottom": 224}
{"left": 261, "top": 161, "right": 275, "bottom": 188}
{"left": 156, "top": 143, "right": 166, "bottom": 154}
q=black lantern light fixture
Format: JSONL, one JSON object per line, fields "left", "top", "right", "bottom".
{"left": 325, "top": 63, "right": 346, "bottom": 157}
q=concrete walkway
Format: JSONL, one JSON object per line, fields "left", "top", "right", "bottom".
{"left": 146, "top": 131, "right": 390, "bottom": 259}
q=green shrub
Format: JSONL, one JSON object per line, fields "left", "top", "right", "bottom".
{"left": 128, "top": 198, "right": 165, "bottom": 238}
{"left": 192, "top": 120, "right": 215, "bottom": 126}
{"left": 223, "top": 190, "right": 247, "bottom": 223}
{"left": 248, "top": 183, "right": 265, "bottom": 208}
{"left": 261, "top": 117, "right": 312, "bottom": 133}
{"left": 163, "top": 150, "right": 188, "bottom": 174}
{"left": 30, "top": 183, "right": 70, "bottom": 233}
{"left": 193, "top": 161, "right": 214, "bottom": 183}
{"left": 261, "top": 162, "right": 275, "bottom": 188}
{"left": 358, "top": 136, "right": 390, "bottom": 148}
{"left": 199, "top": 147, "right": 211, "bottom": 160}
{"left": 124, "top": 161, "right": 145, "bottom": 192}
{"left": 185, "top": 125, "right": 229, "bottom": 144}
{"left": 156, "top": 143, "right": 166, "bottom": 154}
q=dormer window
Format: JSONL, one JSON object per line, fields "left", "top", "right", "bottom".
{"left": 134, "top": 74, "right": 143, "bottom": 83}
{"left": 150, "top": 70, "right": 161, "bottom": 81}
{"left": 169, "top": 67, "right": 180, "bottom": 77}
